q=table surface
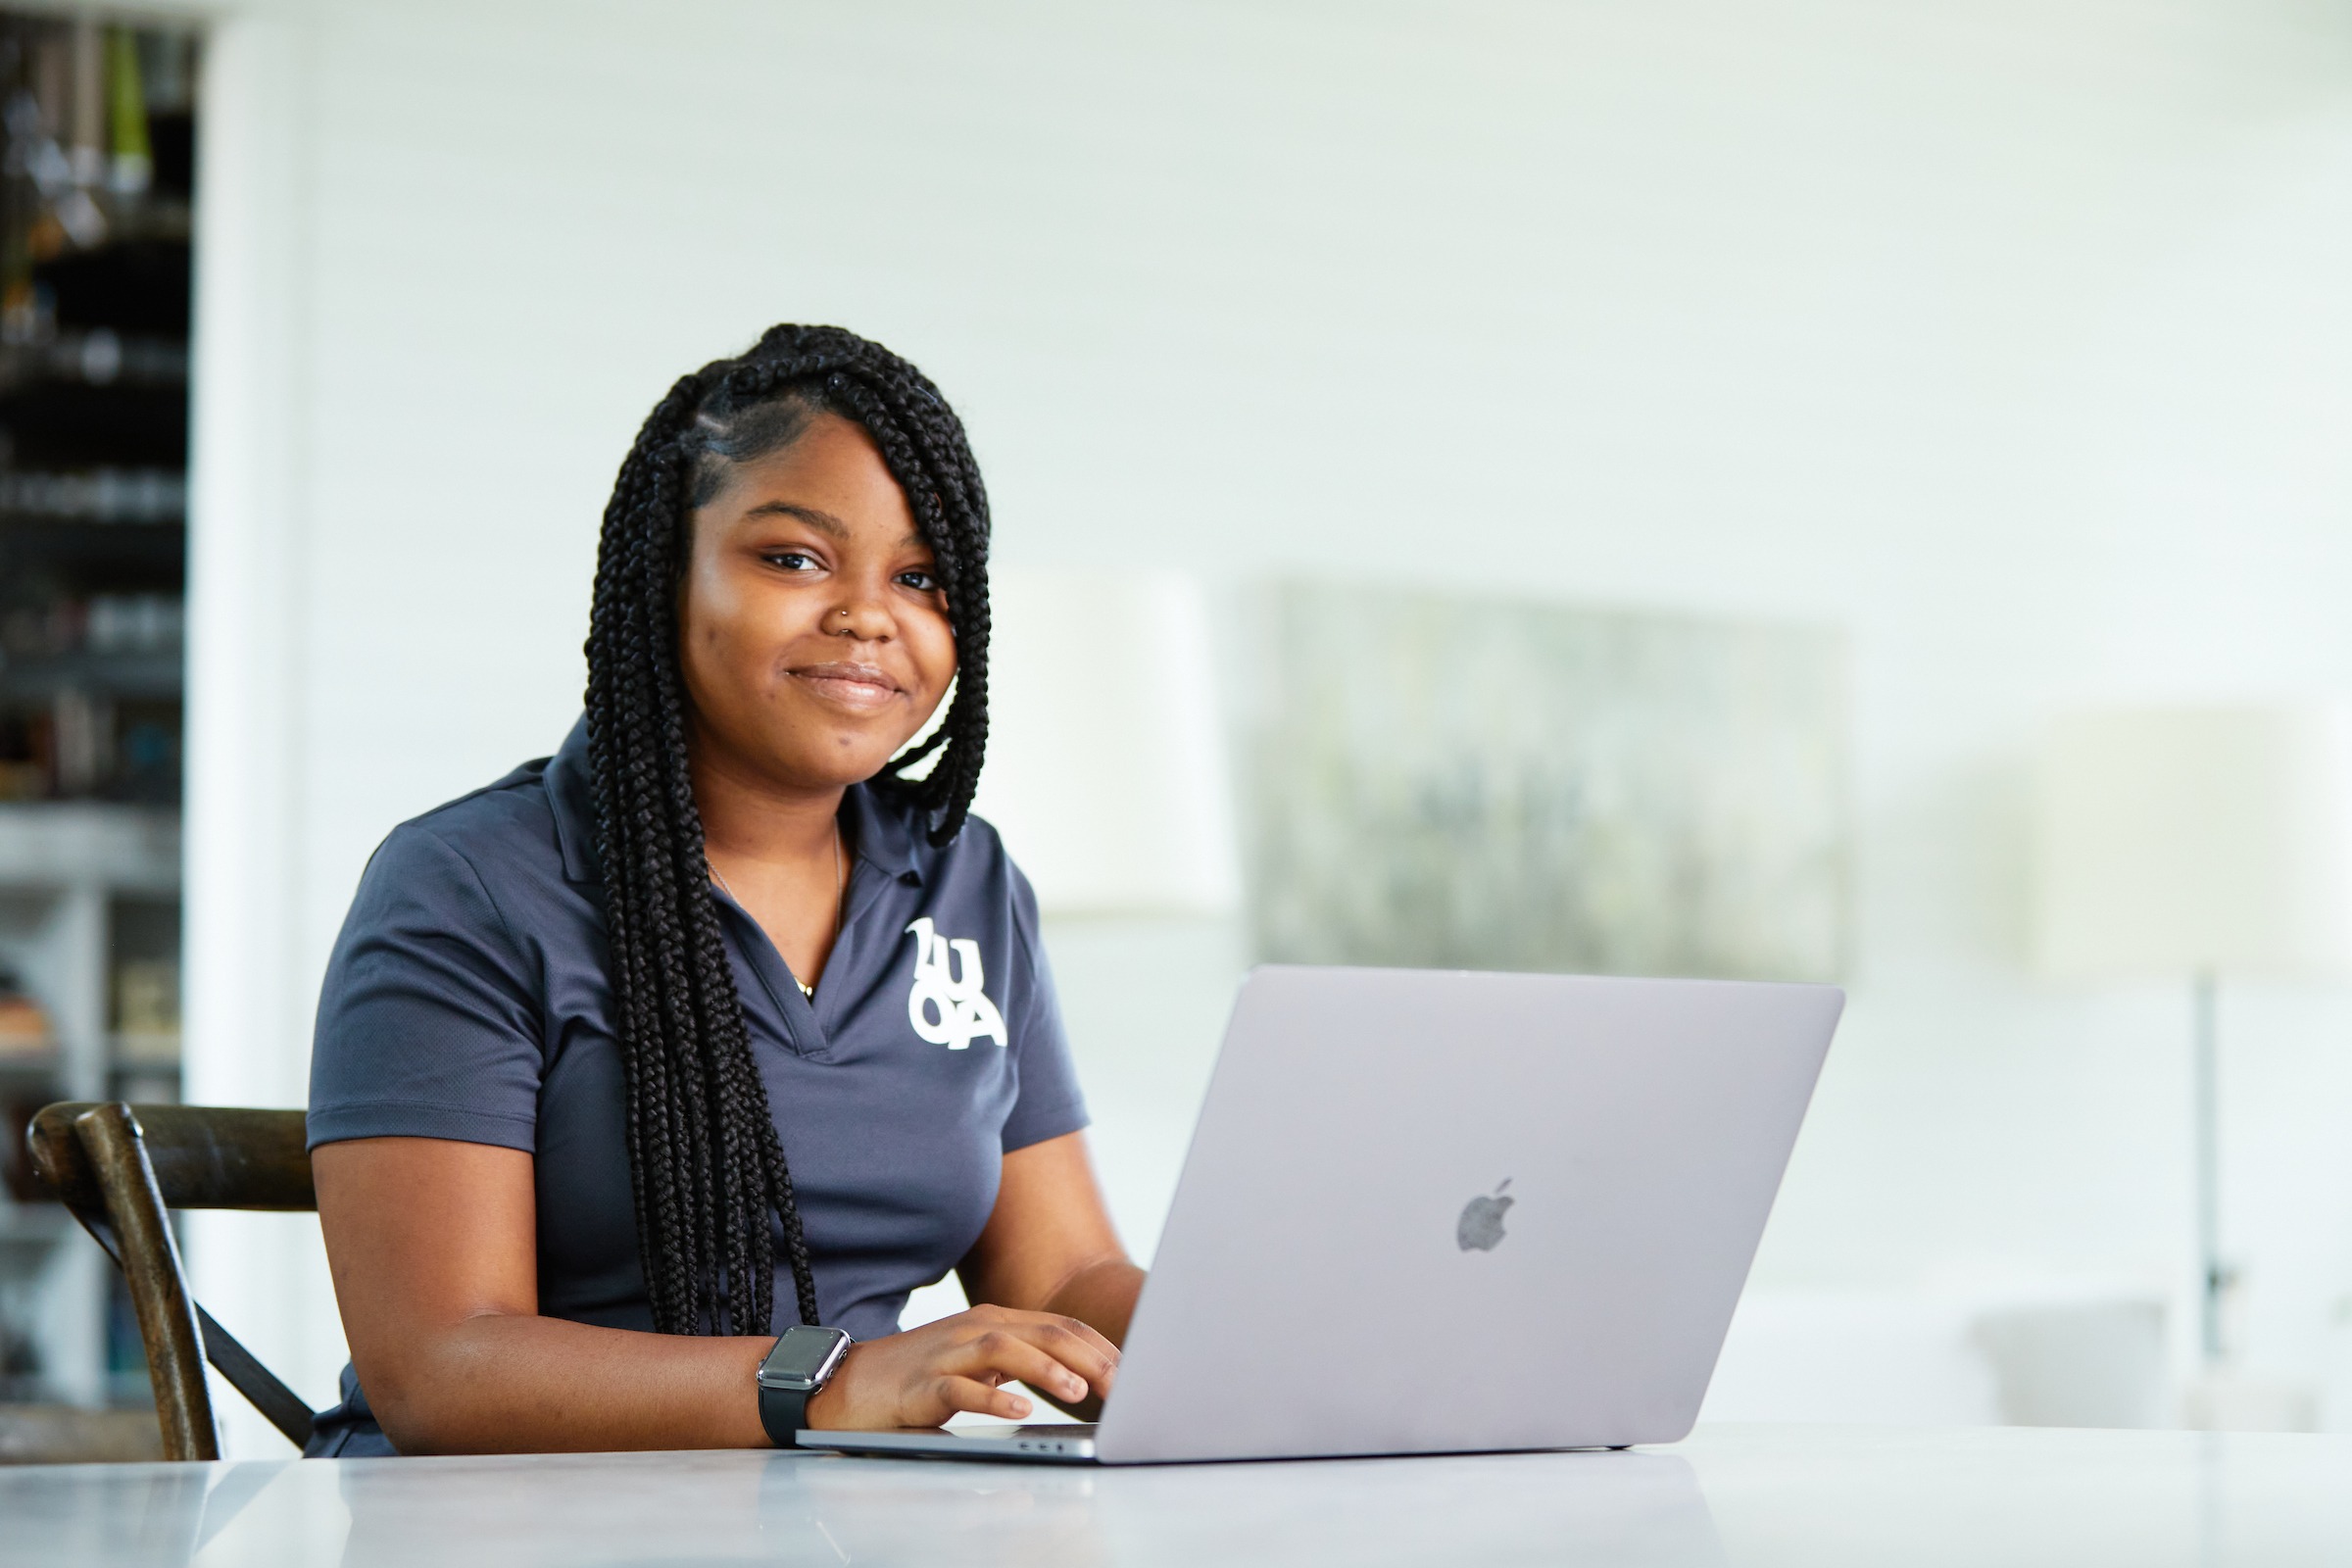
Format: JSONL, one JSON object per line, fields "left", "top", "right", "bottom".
{"left": 7, "top": 1423, "right": 2352, "bottom": 1567}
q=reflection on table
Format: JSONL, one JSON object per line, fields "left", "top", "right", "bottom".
{"left": 7, "top": 1423, "right": 2352, "bottom": 1567}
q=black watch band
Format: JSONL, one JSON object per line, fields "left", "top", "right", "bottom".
{"left": 755, "top": 1325, "right": 853, "bottom": 1448}
{"left": 757, "top": 1380, "right": 815, "bottom": 1448}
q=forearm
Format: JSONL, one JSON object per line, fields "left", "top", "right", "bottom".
{"left": 363, "top": 1313, "right": 771, "bottom": 1455}
{"left": 1045, "top": 1257, "right": 1146, "bottom": 1348}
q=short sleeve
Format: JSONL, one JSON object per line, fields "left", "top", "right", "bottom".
{"left": 997, "top": 861, "right": 1090, "bottom": 1153}
{"left": 307, "top": 824, "right": 546, "bottom": 1152}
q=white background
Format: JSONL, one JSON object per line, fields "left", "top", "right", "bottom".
{"left": 164, "top": 0, "right": 2352, "bottom": 1451}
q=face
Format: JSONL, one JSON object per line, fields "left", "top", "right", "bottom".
{"left": 678, "top": 412, "right": 957, "bottom": 795}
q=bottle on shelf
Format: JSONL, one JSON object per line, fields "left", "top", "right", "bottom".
{"left": 0, "top": 957, "right": 52, "bottom": 1060}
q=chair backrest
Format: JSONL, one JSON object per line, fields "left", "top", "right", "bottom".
{"left": 25, "top": 1102, "right": 318, "bottom": 1461}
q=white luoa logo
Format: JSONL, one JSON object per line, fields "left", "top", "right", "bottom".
{"left": 904, "top": 917, "right": 1009, "bottom": 1050}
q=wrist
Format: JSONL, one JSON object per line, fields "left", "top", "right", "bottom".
{"left": 800, "top": 1342, "right": 860, "bottom": 1430}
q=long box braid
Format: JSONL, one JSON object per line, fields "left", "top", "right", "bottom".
{"left": 583, "top": 324, "right": 992, "bottom": 1338}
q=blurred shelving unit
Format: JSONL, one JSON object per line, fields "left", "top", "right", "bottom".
{"left": 0, "top": 10, "right": 198, "bottom": 1414}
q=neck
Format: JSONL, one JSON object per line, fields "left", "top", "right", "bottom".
{"left": 688, "top": 732, "right": 847, "bottom": 872}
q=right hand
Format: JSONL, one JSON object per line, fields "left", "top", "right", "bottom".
{"left": 801, "top": 1304, "right": 1120, "bottom": 1429}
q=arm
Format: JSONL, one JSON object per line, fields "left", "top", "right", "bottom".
{"left": 749, "top": 1134, "right": 1140, "bottom": 1430}
{"left": 956, "top": 1130, "right": 1147, "bottom": 1419}
{"left": 315, "top": 1137, "right": 773, "bottom": 1453}
{"left": 316, "top": 1135, "right": 1124, "bottom": 1451}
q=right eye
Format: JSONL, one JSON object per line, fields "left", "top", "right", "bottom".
{"left": 762, "top": 552, "right": 819, "bottom": 572}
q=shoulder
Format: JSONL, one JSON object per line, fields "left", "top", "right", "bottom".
{"left": 920, "top": 808, "right": 1016, "bottom": 880}
{"left": 855, "top": 785, "right": 1040, "bottom": 935}
{"left": 880, "top": 795, "right": 1027, "bottom": 901}
{"left": 344, "top": 757, "right": 566, "bottom": 936}
{"left": 396, "top": 757, "right": 561, "bottom": 864}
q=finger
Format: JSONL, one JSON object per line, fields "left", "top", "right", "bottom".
{"left": 948, "top": 1330, "right": 1093, "bottom": 1405}
{"left": 936, "top": 1373, "right": 1033, "bottom": 1422}
{"left": 1045, "top": 1315, "right": 1123, "bottom": 1385}
{"left": 947, "top": 1329, "right": 1097, "bottom": 1406}
{"left": 961, "top": 1301, "right": 1119, "bottom": 1372}
{"left": 964, "top": 1313, "right": 1121, "bottom": 1387}
{"left": 1035, "top": 1316, "right": 1124, "bottom": 1372}
{"left": 948, "top": 1309, "right": 1122, "bottom": 1392}
{"left": 1017, "top": 1317, "right": 1122, "bottom": 1395}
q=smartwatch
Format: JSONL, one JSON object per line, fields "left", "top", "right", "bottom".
{"left": 756, "top": 1326, "right": 854, "bottom": 1447}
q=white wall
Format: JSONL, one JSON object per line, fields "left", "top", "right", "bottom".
{"left": 181, "top": 0, "right": 2352, "bottom": 1450}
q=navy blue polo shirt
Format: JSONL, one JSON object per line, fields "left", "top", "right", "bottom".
{"left": 304, "top": 717, "right": 1088, "bottom": 1454}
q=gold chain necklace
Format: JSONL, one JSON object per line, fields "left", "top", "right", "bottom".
{"left": 710, "top": 825, "right": 844, "bottom": 1000}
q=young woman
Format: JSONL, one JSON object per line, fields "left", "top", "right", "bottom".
{"left": 305, "top": 325, "right": 1140, "bottom": 1455}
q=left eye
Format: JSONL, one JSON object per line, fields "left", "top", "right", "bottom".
{"left": 897, "top": 570, "right": 940, "bottom": 592}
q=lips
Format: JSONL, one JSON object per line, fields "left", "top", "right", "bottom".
{"left": 789, "top": 661, "right": 905, "bottom": 712}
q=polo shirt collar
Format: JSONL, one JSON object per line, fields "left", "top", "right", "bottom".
{"left": 546, "top": 716, "right": 601, "bottom": 886}
{"left": 840, "top": 775, "right": 922, "bottom": 883}
{"left": 544, "top": 714, "right": 925, "bottom": 888}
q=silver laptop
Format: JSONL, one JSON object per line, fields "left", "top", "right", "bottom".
{"left": 800, "top": 964, "right": 1841, "bottom": 1465}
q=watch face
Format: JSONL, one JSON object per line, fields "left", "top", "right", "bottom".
{"left": 760, "top": 1328, "right": 849, "bottom": 1389}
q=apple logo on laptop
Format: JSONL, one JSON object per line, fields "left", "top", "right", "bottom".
{"left": 1456, "top": 1179, "right": 1514, "bottom": 1251}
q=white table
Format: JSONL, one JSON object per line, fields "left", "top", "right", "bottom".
{"left": 7, "top": 1423, "right": 2352, "bottom": 1566}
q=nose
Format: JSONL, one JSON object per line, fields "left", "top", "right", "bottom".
{"left": 827, "top": 592, "right": 893, "bottom": 642}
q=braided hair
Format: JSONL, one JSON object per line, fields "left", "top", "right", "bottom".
{"left": 583, "top": 324, "right": 992, "bottom": 1337}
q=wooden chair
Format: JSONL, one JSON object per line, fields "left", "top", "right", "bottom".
{"left": 24, "top": 1102, "right": 320, "bottom": 1460}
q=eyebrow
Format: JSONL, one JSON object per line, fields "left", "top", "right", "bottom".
{"left": 738, "top": 501, "right": 927, "bottom": 550}
{"left": 742, "top": 501, "right": 849, "bottom": 537}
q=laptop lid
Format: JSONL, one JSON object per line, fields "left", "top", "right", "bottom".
{"left": 1094, "top": 965, "right": 1840, "bottom": 1464}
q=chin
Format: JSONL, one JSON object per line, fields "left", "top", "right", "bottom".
{"left": 809, "top": 732, "right": 907, "bottom": 789}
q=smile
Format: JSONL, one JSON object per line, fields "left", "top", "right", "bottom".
{"left": 789, "top": 662, "right": 905, "bottom": 712}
